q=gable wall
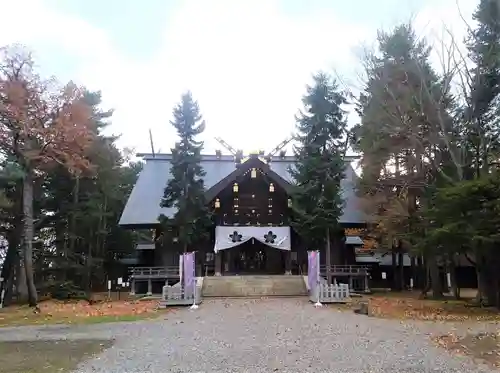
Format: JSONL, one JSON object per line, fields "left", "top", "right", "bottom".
{"left": 119, "top": 154, "right": 366, "bottom": 226}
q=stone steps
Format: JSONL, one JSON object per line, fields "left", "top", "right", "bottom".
{"left": 202, "top": 275, "right": 307, "bottom": 297}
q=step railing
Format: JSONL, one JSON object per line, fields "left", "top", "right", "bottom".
{"left": 319, "top": 265, "right": 369, "bottom": 276}
{"left": 310, "top": 283, "right": 350, "bottom": 303}
{"left": 130, "top": 266, "right": 180, "bottom": 279}
{"left": 161, "top": 283, "right": 202, "bottom": 306}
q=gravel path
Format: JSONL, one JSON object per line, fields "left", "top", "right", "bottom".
{"left": 1, "top": 297, "right": 499, "bottom": 373}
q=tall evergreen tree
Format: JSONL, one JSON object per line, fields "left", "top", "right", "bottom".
{"left": 465, "top": 0, "right": 500, "bottom": 176}
{"left": 290, "top": 72, "right": 347, "bottom": 276}
{"left": 160, "top": 92, "right": 211, "bottom": 252}
{"left": 352, "top": 24, "right": 457, "bottom": 295}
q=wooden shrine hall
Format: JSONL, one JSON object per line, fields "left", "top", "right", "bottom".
{"left": 118, "top": 141, "right": 371, "bottom": 295}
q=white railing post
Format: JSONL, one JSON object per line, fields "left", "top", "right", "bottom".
{"left": 130, "top": 278, "right": 136, "bottom": 295}
{"left": 147, "top": 278, "right": 152, "bottom": 296}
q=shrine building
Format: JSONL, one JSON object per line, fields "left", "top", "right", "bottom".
{"left": 118, "top": 149, "right": 373, "bottom": 294}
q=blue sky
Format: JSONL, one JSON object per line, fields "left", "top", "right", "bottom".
{"left": 0, "top": 0, "right": 475, "bottom": 155}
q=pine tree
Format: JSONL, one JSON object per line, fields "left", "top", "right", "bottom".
{"left": 459, "top": 0, "right": 500, "bottom": 306}
{"left": 160, "top": 92, "right": 211, "bottom": 252}
{"left": 290, "top": 72, "right": 347, "bottom": 275}
{"left": 466, "top": 0, "right": 500, "bottom": 176}
{"left": 352, "top": 24, "right": 457, "bottom": 295}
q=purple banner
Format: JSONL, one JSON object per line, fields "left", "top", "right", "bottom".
{"left": 308, "top": 250, "right": 319, "bottom": 291}
{"left": 183, "top": 252, "right": 195, "bottom": 297}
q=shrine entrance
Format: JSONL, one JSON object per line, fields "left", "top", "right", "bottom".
{"left": 222, "top": 239, "right": 286, "bottom": 275}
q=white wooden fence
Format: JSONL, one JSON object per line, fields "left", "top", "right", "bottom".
{"left": 160, "top": 283, "right": 202, "bottom": 307}
{"left": 310, "top": 283, "right": 350, "bottom": 303}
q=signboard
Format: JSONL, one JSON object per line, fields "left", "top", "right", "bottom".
{"left": 117, "top": 277, "right": 123, "bottom": 285}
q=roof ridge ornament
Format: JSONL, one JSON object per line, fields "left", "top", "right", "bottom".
{"left": 265, "top": 137, "right": 292, "bottom": 160}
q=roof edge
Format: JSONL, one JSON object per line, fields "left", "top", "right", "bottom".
{"left": 136, "top": 153, "right": 361, "bottom": 162}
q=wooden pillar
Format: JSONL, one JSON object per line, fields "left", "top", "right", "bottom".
{"left": 215, "top": 252, "right": 222, "bottom": 276}
{"left": 147, "top": 278, "right": 152, "bottom": 295}
{"left": 266, "top": 247, "right": 275, "bottom": 273}
{"left": 225, "top": 250, "right": 231, "bottom": 273}
{"left": 285, "top": 251, "right": 292, "bottom": 275}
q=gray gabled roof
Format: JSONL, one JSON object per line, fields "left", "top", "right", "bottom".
{"left": 118, "top": 153, "right": 367, "bottom": 226}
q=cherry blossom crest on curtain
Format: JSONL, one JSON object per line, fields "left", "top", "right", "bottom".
{"left": 214, "top": 226, "right": 291, "bottom": 252}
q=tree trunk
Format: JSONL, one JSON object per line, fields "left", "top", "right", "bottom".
{"left": 3, "top": 269, "right": 15, "bottom": 306}
{"left": 429, "top": 254, "right": 443, "bottom": 299}
{"left": 0, "top": 242, "right": 18, "bottom": 303}
{"left": 68, "top": 175, "right": 80, "bottom": 280}
{"left": 2, "top": 184, "right": 23, "bottom": 305}
{"left": 449, "top": 254, "right": 460, "bottom": 300}
{"left": 22, "top": 171, "right": 37, "bottom": 307}
{"left": 420, "top": 257, "right": 431, "bottom": 297}
{"left": 55, "top": 218, "right": 67, "bottom": 282}
{"left": 86, "top": 230, "right": 93, "bottom": 294}
{"left": 475, "top": 268, "right": 487, "bottom": 305}
{"left": 391, "top": 249, "right": 397, "bottom": 290}
{"left": 325, "top": 227, "right": 331, "bottom": 284}
{"left": 397, "top": 243, "right": 404, "bottom": 290}
{"left": 16, "top": 261, "right": 28, "bottom": 302}
{"left": 2, "top": 230, "right": 22, "bottom": 305}
{"left": 101, "top": 194, "right": 108, "bottom": 255}
{"left": 474, "top": 250, "right": 490, "bottom": 306}
{"left": 410, "top": 255, "right": 416, "bottom": 289}
{"left": 483, "top": 255, "right": 498, "bottom": 308}
{"left": 491, "top": 250, "right": 500, "bottom": 309}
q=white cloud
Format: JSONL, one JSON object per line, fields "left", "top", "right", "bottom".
{"left": 0, "top": 0, "right": 480, "bottom": 157}
{"left": 414, "top": 0, "right": 476, "bottom": 71}
{"left": 115, "top": 0, "right": 372, "bottom": 155}
{"left": 0, "top": 0, "right": 116, "bottom": 67}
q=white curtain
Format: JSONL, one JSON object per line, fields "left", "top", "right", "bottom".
{"left": 214, "top": 226, "right": 291, "bottom": 252}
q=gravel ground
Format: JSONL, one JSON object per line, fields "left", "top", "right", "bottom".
{"left": 0, "top": 297, "right": 499, "bottom": 373}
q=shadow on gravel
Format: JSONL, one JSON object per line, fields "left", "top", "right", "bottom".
{"left": 0, "top": 339, "right": 113, "bottom": 373}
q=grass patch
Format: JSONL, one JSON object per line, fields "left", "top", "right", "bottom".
{"left": 0, "top": 339, "right": 112, "bottom": 373}
{"left": 435, "top": 333, "right": 500, "bottom": 368}
{"left": 335, "top": 291, "right": 500, "bottom": 321}
{"left": 0, "top": 299, "right": 168, "bottom": 327}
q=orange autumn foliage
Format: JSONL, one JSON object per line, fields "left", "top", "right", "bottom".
{"left": 0, "top": 300, "right": 164, "bottom": 327}
{"left": 0, "top": 44, "right": 95, "bottom": 174}
{"left": 365, "top": 296, "right": 500, "bottom": 321}
{"left": 37, "top": 300, "right": 159, "bottom": 318}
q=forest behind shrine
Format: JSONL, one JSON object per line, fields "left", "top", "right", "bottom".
{"left": 0, "top": 0, "right": 499, "bottom": 309}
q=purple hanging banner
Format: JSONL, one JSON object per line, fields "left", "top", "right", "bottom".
{"left": 183, "top": 252, "right": 195, "bottom": 297}
{"left": 179, "top": 254, "right": 184, "bottom": 288}
{"left": 308, "top": 250, "right": 319, "bottom": 292}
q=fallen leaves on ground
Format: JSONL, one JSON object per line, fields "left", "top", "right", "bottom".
{"left": 435, "top": 333, "right": 500, "bottom": 368}
{"left": 0, "top": 299, "right": 166, "bottom": 327}
{"left": 340, "top": 292, "right": 500, "bottom": 322}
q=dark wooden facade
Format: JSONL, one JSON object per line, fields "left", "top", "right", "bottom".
{"left": 119, "top": 152, "right": 370, "bottom": 294}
